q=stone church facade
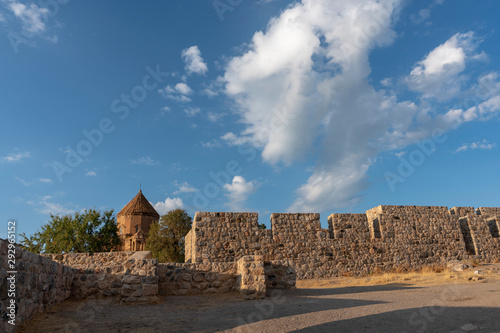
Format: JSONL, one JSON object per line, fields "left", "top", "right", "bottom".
{"left": 116, "top": 190, "right": 159, "bottom": 251}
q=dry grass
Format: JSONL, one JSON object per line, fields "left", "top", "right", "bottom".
{"left": 297, "top": 264, "right": 500, "bottom": 290}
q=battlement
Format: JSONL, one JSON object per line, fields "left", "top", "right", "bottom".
{"left": 185, "top": 205, "right": 500, "bottom": 279}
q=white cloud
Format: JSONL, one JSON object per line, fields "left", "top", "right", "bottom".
{"left": 0, "top": 151, "right": 31, "bottom": 163}
{"left": 130, "top": 156, "right": 159, "bottom": 166}
{"left": 0, "top": 13, "right": 5, "bottom": 22}
{"left": 405, "top": 32, "right": 479, "bottom": 100}
{"left": 173, "top": 181, "right": 198, "bottom": 195}
{"left": 160, "top": 106, "right": 171, "bottom": 115}
{"left": 158, "top": 83, "right": 193, "bottom": 103}
{"left": 153, "top": 197, "right": 184, "bottom": 215}
{"left": 85, "top": 171, "right": 97, "bottom": 176}
{"left": 223, "top": 0, "right": 451, "bottom": 212}
{"left": 207, "top": 112, "right": 224, "bottom": 122}
{"left": 201, "top": 140, "right": 222, "bottom": 148}
{"left": 9, "top": 2, "right": 49, "bottom": 34}
{"left": 181, "top": 45, "right": 208, "bottom": 75}
{"left": 39, "top": 178, "right": 53, "bottom": 183}
{"left": 443, "top": 72, "right": 500, "bottom": 125}
{"left": 223, "top": 176, "right": 259, "bottom": 211}
{"left": 184, "top": 106, "right": 201, "bottom": 117}
{"left": 453, "top": 140, "right": 496, "bottom": 153}
{"left": 37, "top": 195, "right": 75, "bottom": 215}
{"left": 175, "top": 82, "right": 193, "bottom": 95}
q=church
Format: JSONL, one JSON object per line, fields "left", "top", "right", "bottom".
{"left": 116, "top": 190, "right": 160, "bottom": 251}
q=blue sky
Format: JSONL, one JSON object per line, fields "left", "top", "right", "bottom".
{"left": 1, "top": 0, "right": 499, "bottom": 238}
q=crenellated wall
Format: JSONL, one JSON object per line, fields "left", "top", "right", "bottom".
{"left": 185, "top": 205, "right": 500, "bottom": 279}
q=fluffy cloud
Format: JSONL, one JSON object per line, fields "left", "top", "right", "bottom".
{"left": 223, "top": 176, "right": 259, "bottom": 211}
{"left": 153, "top": 197, "right": 184, "bottom": 214}
{"left": 9, "top": 2, "right": 49, "bottom": 34}
{"left": 85, "top": 171, "right": 97, "bottom": 176}
{"left": 0, "top": 151, "right": 31, "bottom": 163}
{"left": 220, "top": 0, "right": 498, "bottom": 213}
{"left": 405, "top": 32, "right": 479, "bottom": 100}
{"left": 454, "top": 140, "right": 496, "bottom": 153}
{"left": 184, "top": 107, "right": 200, "bottom": 117}
{"left": 181, "top": 46, "right": 208, "bottom": 75}
{"left": 158, "top": 83, "right": 193, "bottom": 103}
{"left": 173, "top": 181, "right": 198, "bottom": 195}
{"left": 223, "top": 0, "right": 451, "bottom": 212}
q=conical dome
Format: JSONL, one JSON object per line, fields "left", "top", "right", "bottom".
{"left": 117, "top": 190, "right": 159, "bottom": 218}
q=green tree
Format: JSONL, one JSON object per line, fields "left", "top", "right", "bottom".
{"left": 145, "top": 208, "right": 192, "bottom": 263}
{"left": 20, "top": 209, "right": 121, "bottom": 254}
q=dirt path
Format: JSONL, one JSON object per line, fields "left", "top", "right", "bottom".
{"left": 17, "top": 270, "right": 500, "bottom": 332}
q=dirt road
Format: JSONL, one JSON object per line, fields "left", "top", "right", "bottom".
{"left": 17, "top": 271, "right": 500, "bottom": 332}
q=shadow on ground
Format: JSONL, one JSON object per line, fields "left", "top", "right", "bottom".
{"left": 16, "top": 284, "right": 429, "bottom": 332}
{"left": 294, "top": 306, "right": 500, "bottom": 333}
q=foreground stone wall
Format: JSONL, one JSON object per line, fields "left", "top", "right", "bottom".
{"left": 0, "top": 239, "right": 74, "bottom": 333}
{"left": 158, "top": 262, "right": 237, "bottom": 296}
{"left": 185, "top": 205, "right": 500, "bottom": 279}
{"left": 44, "top": 252, "right": 159, "bottom": 303}
{"left": 237, "top": 256, "right": 266, "bottom": 300}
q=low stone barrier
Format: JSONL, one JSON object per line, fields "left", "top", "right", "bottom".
{"left": 45, "top": 252, "right": 159, "bottom": 303}
{"left": 237, "top": 256, "right": 266, "bottom": 300}
{"left": 158, "top": 262, "right": 237, "bottom": 296}
{"left": 0, "top": 239, "right": 74, "bottom": 332}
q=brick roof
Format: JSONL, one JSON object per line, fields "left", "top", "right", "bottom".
{"left": 117, "top": 190, "right": 160, "bottom": 218}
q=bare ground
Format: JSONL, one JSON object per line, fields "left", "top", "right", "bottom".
{"left": 17, "top": 264, "right": 500, "bottom": 333}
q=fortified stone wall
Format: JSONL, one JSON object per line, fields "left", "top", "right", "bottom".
{"left": 0, "top": 239, "right": 74, "bottom": 333}
{"left": 185, "top": 205, "right": 500, "bottom": 279}
{"left": 2, "top": 246, "right": 281, "bottom": 329}
{"left": 43, "top": 252, "right": 159, "bottom": 303}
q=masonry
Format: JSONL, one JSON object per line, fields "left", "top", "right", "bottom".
{"left": 2, "top": 204, "right": 499, "bottom": 330}
{"left": 185, "top": 206, "right": 500, "bottom": 279}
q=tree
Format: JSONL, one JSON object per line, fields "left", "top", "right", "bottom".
{"left": 20, "top": 209, "right": 121, "bottom": 254}
{"left": 145, "top": 208, "right": 192, "bottom": 263}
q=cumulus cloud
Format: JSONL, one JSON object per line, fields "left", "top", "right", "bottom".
{"left": 454, "top": 140, "right": 496, "bottom": 153}
{"left": 9, "top": 2, "right": 49, "bottom": 34}
{"left": 0, "top": 151, "right": 31, "bottom": 163}
{"left": 223, "top": 176, "right": 259, "bottom": 211}
{"left": 158, "top": 83, "right": 193, "bottom": 103}
{"left": 153, "top": 197, "right": 184, "bottom": 214}
{"left": 220, "top": 0, "right": 500, "bottom": 213}
{"left": 405, "top": 32, "right": 480, "bottom": 100}
{"left": 443, "top": 72, "right": 500, "bottom": 125}
{"left": 85, "top": 171, "right": 97, "bottom": 176}
{"left": 173, "top": 181, "right": 198, "bottom": 195}
{"left": 181, "top": 46, "right": 208, "bottom": 75}
{"left": 130, "top": 156, "right": 159, "bottom": 166}
{"left": 184, "top": 106, "right": 201, "bottom": 117}
{"left": 222, "top": 0, "right": 454, "bottom": 212}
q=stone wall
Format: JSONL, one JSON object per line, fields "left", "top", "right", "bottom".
{"left": 237, "top": 256, "right": 266, "bottom": 300}
{"left": 158, "top": 262, "right": 237, "bottom": 296}
{"left": 185, "top": 205, "right": 500, "bottom": 279}
{"left": 0, "top": 239, "right": 74, "bottom": 333}
{"left": 44, "top": 251, "right": 159, "bottom": 303}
